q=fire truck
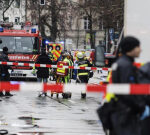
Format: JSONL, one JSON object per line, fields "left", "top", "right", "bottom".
{"left": 0, "top": 28, "right": 41, "bottom": 80}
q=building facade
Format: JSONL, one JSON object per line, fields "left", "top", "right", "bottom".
{"left": 0, "top": 0, "right": 25, "bottom": 29}
{"left": 0, "top": 0, "right": 105, "bottom": 50}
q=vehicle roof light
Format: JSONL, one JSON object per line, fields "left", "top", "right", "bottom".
{"left": 45, "top": 40, "right": 50, "bottom": 44}
{"left": 0, "top": 27, "right": 4, "bottom": 32}
{"left": 31, "top": 28, "right": 36, "bottom": 33}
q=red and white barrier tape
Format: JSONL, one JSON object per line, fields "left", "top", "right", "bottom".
{"left": 0, "top": 61, "right": 111, "bottom": 71}
{"left": 0, "top": 82, "right": 150, "bottom": 95}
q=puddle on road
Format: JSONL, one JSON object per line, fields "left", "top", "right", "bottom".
{"left": 18, "top": 116, "right": 41, "bottom": 129}
{"left": 18, "top": 131, "right": 56, "bottom": 134}
{"left": 84, "top": 120, "right": 98, "bottom": 125}
{"left": 18, "top": 117, "right": 41, "bottom": 120}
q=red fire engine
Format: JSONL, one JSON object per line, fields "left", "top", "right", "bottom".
{"left": 0, "top": 28, "right": 41, "bottom": 80}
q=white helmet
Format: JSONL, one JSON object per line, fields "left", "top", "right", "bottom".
{"left": 77, "top": 52, "right": 84, "bottom": 59}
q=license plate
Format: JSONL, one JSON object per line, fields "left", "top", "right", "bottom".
{"left": 11, "top": 71, "right": 23, "bottom": 76}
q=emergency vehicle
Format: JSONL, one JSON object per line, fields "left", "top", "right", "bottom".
{"left": 46, "top": 43, "right": 62, "bottom": 62}
{"left": 0, "top": 28, "right": 41, "bottom": 80}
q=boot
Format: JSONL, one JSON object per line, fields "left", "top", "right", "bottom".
{"left": 43, "top": 92, "right": 47, "bottom": 96}
{"left": 0, "top": 92, "right": 4, "bottom": 97}
{"left": 5, "top": 92, "right": 13, "bottom": 97}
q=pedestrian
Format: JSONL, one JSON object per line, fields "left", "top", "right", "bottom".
{"left": 97, "top": 36, "right": 147, "bottom": 135}
{"left": 0, "top": 47, "right": 13, "bottom": 96}
{"left": 36, "top": 48, "right": 52, "bottom": 97}
{"left": 110, "top": 36, "right": 145, "bottom": 135}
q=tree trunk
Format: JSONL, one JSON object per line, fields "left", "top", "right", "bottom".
{"left": 89, "top": 15, "right": 95, "bottom": 49}
{"left": 51, "top": 0, "right": 58, "bottom": 42}
{"left": 76, "top": 18, "right": 80, "bottom": 49}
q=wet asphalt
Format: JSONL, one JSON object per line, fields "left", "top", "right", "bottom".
{"left": 0, "top": 72, "right": 105, "bottom": 135}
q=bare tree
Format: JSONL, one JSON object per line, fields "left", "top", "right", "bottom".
{"left": 73, "top": 0, "right": 124, "bottom": 49}
{"left": 27, "top": 0, "right": 74, "bottom": 42}
{"left": 0, "top": 0, "right": 15, "bottom": 21}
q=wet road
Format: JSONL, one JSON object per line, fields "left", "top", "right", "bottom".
{"left": 0, "top": 72, "right": 105, "bottom": 135}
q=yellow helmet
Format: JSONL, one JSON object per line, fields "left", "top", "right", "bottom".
{"left": 77, "top": 52, "right": 84, "bottom": 59}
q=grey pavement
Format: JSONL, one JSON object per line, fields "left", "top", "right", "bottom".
{"left": 0, "top": 72, "right": 105, "bottom": 135}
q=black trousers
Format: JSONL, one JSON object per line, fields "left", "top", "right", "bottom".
{"left": 77, "top": 75, "right": 89, "bottom": 83}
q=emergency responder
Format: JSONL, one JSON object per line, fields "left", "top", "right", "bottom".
{"left": 36, "top": 48, "right": 52, "bottom": 97}
{"left": 108, "top": 36, "right": 145, "bottom": 135}
{"left": 76, "top": 52, "right": 92, "bottom": 83}
{"left": 0, "top": 47, "right": 13, "bottom": 96}
{"left": 76, "top": 52, "right": 93, "bottom": 98}
{"left": 62, "top": 52, "right": 72, "bottom": 83}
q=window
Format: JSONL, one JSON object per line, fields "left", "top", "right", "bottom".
{"left": 15, "top": 0, "right": 20, "bottom": 8}
{"left": 0, "top": 37, "right": 39, "bottom": 53}
{"left": 4, "top": 0, "right": 10, "bottom": 6}
{"left": 84, "top": 17, "right": 90, "bottom": 30}
{"left": 40, "top": 0, "right": 45, "bottom": 5}
{"left": 15, "top": 17, "right": 20, "bottom": 24}
{"left": 4, "top": 17, "right": 9, "bottom": 22}
{"left": 99, "top": 18, "right": 104, "bottom": 30}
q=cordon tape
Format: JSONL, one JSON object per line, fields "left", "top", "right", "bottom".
{"left": 0, "top": 82, "right": 150, "bottom": 95}
{"left": 0, "top": 61, "right": 111, "bottom": 71}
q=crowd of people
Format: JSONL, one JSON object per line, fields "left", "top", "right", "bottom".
{"left": 35, "top": 48, "right": 93, "bottom": 97}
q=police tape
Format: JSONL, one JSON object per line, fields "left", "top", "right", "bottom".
{"left": 0, "top": 82, "right": 150, "bottom": 95}
{"left": 0, "top": 61, "right": 111, "bottom": 71}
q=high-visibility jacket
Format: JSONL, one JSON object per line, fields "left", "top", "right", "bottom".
{"left": 76, "top": 59, "right": 92, "bottom": 76}
{"left": 64, "top": 58, "right": 71, "bottom": 74}
{"left": 56, "top": 61, "right": 69, "bottom": 76}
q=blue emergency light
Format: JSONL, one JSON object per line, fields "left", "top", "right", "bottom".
{"left": 31, "top": 28, "right": 36, "bottom": 33}
{"left": 0, "top": 27, "right": 4, "bottom": 32}
{"left": 45, "top": 40, "right": 50, "bottom": 44}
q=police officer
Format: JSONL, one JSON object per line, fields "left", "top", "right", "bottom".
{"left": 110, "top": 36, "right": 145, "bottom": 135}
{"left": 0, "top": 47, "right": 13, "bottom": 96}
{"left": 36, "top": 48, "right": 52, "bottom": 97}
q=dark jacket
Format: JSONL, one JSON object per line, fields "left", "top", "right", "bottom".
{"left": 36, "top": 53, "right": 52, "bottom": 78}
{"left": 110, "top": 55, "right": 145, "bottom": 135}
{"left": 0, "top": 52, "right": 11, "bottom": 76}
{"left": 112, "top": 55, "right": 145, "bottom": 113}
{"left": 112, "top": 55, "right": 138, "bottom": 83}
{"left": 76, "top": 59, "right": 92, "bottom": 76}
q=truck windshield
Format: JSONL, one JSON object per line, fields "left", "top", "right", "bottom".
{"left": 0, "top": 36, "right": 39, "bottom": 54}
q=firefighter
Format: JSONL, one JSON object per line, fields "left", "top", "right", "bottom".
{"left": 0, "top": 47, "right": 13, "bottom": 96}
{"left": 76, "top": 52, "right": 92, "bottom": 83}
{"left": 36, "top": 48, "right": 52, "bottom": 97}
{"left": 76, "top": 52, "right": 93, "bottom": 98}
